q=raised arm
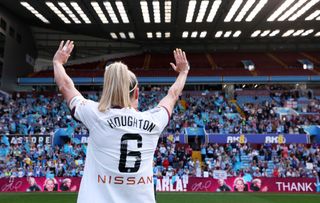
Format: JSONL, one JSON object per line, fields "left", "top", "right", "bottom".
{"left": 158, "top": 48, "right": 189, "bottom": 116}
{"left": 53, "top": 40, "right": 82, "bottom": 105}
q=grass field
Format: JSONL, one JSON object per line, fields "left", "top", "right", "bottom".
{"left": 0, "top": 192, "right": 320, "bottom": 203}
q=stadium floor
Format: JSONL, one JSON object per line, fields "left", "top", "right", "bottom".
{"left": 0, "top": 192, "right": 320, "bottom": 203}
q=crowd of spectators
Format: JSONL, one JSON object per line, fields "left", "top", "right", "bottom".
{"left": 240, "top": 101, "right": 318, "bottom": 135}
{"left": 152, "top": 139, "right": 320, "bottom": 179}
{"left": 0, "top": 88, "right": 319, "bottom": 179}
{"left": 1, "top": 87, "right": 319, "bottom": 137}
{"left": 0, "top": 93, "right": 88, "bottom": 136}
{"left": 1, "top": 133, "right": 319, "bottom": 179}
{"left": 199, "top": 142, "right": 320, "bottom": 178}
{"left": 0, "top": 135, "right": 86, "bottom": 178}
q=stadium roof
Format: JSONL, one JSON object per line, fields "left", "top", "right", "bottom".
{"left": 1, "top": 0, "right": 320, "bottom": 58}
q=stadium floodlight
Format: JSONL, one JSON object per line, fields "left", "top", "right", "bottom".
{"left": 191, "top": 31, "right": 198, "bottom": 38}
{"left": 164, "top": 1, "right": 172, "bottom": 23}
{"left": 91, "top": 2, "right": 108, "bottom": 23}
{"left": 165, "top": 32, "right": 171, "bottom": 38}
{"left": 282, "top": 29, "right": 295, "bottom": 37}
{"left": 292, "top": 29, "right": 304, "bottom": 36}
{"left": 70, "top": 2, "right": 91, "bottom": 24}
{"left": 277, "top": 0, "right": 307, "bottom": 21}
{"left": 46, "top": 2, "right": 71, "bottom": 24}
{"left": 140, "top": 1, "right": 150, "bottom": 23}
{"left": 298, "top": 59, "right": 314, "bottom": 70}
{"left": 147, "top": 32, "right": 153, "bottom": 38}
{"left": 104, "top": 1, "right": 119, "bottom": 23}
{"left": 119, "top": 32, "right": 126, "bottom": 39}
{"left": 58, "top": 2, "right": 81, "bottom": 24}
{"left": 128, "top": 32, "right": 135, "bottom": 39}
{"left": 246, "top": 0, "right": 268, "bottom": 22}
{"left": 110, "top": 32, "right": 118, "bottom": 39}
{"left": 156, "top": 32, "right": 162, "bottom": 38}
{"left": 288, "top": 0, "right": 320, "bottom": 21}
{"left": 260, "top": 30, "right": 271, "bottom": 37}
{"left": 269, "top": 29, "right": 280, "bottom": 37}
{"left": 267, "top": 0, "right": 295, "bottom": 22}
{"left": 116, "top": 1, "right": 129, "bottom": 23}
{"left": 233, "top": 30, "right": 242, "bottom": 37}
{"left": 224, "top": 31, "right": 232, "bottom": 38}
{"left": 20, "top": 2, "right": 50, "bottom": 23}
{"left": 235, "top": 0, "right": 256, "bottom": 22}
{"left": 182, "top": 31, "right": 189, "bottom": 38}
{"left": 206, "top": 0, "right": 222, "bottom": 22}
{"left": 305, "top": 10, "right": 320, "bottom": 20}
{"left": 315, "top": 31, "right": 320, "bottom": 37}
{"left": 196, "top": 0, "right": 209, "bottom": 23}
{"left": 251, "top": 30, "right": 261, "bottom": 37}
{"left": 242, "top": 60, "right": 255, "bottom": 71}
{"left": 186, "top": 0, "right": 197, "bottom": 23}
{"left": 215, "top": 31, "right": 223, "bottom": 38}
{"left": 200, "top": 31, "right": 207, "bottom": 38}
{"left": 224, "top": 0, "right": 243, "bottom": 22}
{"left": 301, "top": 29, "right": 314, "bottom": 36}
{"left": 153, "top": 1, "right": 161, "bottom": 23}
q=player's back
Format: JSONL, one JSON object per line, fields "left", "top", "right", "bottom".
{"left": 72, "top": 98, "right": 169, "bottom": 203}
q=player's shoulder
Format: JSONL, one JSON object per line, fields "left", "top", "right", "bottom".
{"left": 70, "top": 96, "right": 97, "bottom": 107}
{"left": 74, "top": 98, "right": 99, "bottom": 115}
{"left": 141, "top": 106, "right": 163, "bottom": 115}
{"left": 143, "top": 106, "right": 170, "bottom": 122}
{"left": 80, "top": 99, "right": 98, "bottom": 108}
{"left": 143, "top": 106, "right": 165, "bottom": 115}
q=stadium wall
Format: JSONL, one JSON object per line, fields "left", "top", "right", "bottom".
{"left": 0, "top": 6, "right": 36, "bottom": 91}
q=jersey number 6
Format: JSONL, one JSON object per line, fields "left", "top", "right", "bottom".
{"left": 118, "top": 133, "right": 142, "bottom": 173}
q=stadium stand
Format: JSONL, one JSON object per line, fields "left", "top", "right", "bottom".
{"left": 25, "top": 52, "right": 320, "bottom": 78}
{"left": 1, "top": 87, "right": 319, "bottom": 179}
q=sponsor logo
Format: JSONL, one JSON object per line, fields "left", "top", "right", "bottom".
{"left": 265, "top": 134, "right": 286, "bottom": 144}
{"left": 227, "top": 134, "right": 247, "bottom": 144}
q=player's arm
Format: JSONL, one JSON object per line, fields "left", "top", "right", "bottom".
{"left": 53, "top": 40, "right": 82, "bottom": 105}
{"left": 158, "top": 49, "right": 189, "bottom": 116}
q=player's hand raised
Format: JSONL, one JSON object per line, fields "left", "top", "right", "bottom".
{"left": 170, "top": 48, "right": 189, "bottom": 74}
{"left": 53, "top": 40, "right": 74, "bottom": 64}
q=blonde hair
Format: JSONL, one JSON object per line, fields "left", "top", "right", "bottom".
{"left": 98, "top": 62, "right": 137, "bottom": 112}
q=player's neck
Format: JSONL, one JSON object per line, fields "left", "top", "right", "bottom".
{"left": 130, "top": 99, "right": 138, "bottom": 109}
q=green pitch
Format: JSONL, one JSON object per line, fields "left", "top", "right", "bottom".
{"left": 0, "top": 192, "right": 319, "bottom": 203}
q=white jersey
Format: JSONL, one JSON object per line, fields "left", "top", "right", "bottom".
{"left": 69, "top": 96, "right": 169, "bottom": 203}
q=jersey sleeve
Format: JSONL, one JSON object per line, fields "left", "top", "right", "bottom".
{"left": 148, "top": 106, "right": 170, "bottom": 132}
{"left": 69, "top": 95, "right": 96, "bottom": 128}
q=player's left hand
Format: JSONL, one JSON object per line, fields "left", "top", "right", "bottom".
{"left": 170, "top": 48, "right": 190, "bottom": 74}
{"left": 53, "top": 40, "right": 74, "bottom": 64}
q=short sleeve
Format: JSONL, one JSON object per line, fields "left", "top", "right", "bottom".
{"left": 69, "top": 95, "right": 95, "bottom": 128}
{"left": 148, "top": 106, "right": 170, "bottom": 131}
